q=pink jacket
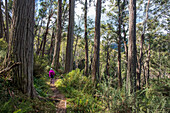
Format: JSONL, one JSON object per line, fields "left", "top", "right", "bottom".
{"left": 49, "top": 70, "right": 55, "bottom": 77}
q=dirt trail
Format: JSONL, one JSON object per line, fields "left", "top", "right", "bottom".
{"left": 49, "top": 78, "right": 66, "bottom": 113}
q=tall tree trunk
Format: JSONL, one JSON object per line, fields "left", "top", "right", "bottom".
{"left": 49, "top": 27, "right": 55, "bottom": 62}
{"left": 126, "top": 0, "right": 137, "bottom": 95}
{"left": 89, "top": 46, "right": 93, "bottom": 74}
{"left": 34, "top": 19, "right": 40, "bottom": 51}
{"left": 158, "top": 48, "right": 161, "bottom": 80}
{"left": 11, "top": 0, "right": 36, "bottom": 97}
{"left": 123, "top": 24, "right": 128, "bottom": 79}
{"left": 143, "top": 64, "right": 146, "bottom": 86}
{"left": 137, "top": 0, "right": 150, "bottom": 90}
{"left": 36, "top": 20, "right": 43, "bottom": 55}
{"left": 117, "top": 0, "right": 122, "bottom": 89}
{"left": 52, "top": 0, "right": 62, "bottom": 70}
{"left": 122, "top": 0, "right": 128, "bottom": 82}
{"left": 73, "top": 35, "right": 79, "bottom": 68}
{"left": 84, "top": 0, "right": 89, "bottom": 76}
{"left": 65, "top": 0, "right": 75, "bottom": 73}
{"left": 146, "top": 40, "right": 150, "bottom": 87}
{"left": 0, "top": 0, "right": 3, "bottom": 38}
{"left": 5, "top": 0, "right": 9, "bottom": 43}
{"left": 42, "top": 12, "right": 52, "bottom": 57}
{"left": 62, "top": 41, "right": 65, "bottom": 67}
{"left": 92, "top": 0, "right": 101, "bottom": 84}
{"left": 106, "top": 42, "right": 110, "bottom": 76}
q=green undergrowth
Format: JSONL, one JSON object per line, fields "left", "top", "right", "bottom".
{"left": 34, "top": 74, "right": 52, "bottom": 97}
{"left": 56, "top": 69, "right": 170, "bottom": 112}
{"left": 0, "top": 76, "right": 56, "bottom": 113}
{"left": 0, "top": 39, "right": 7, "bottom": 63}
{"left": 55, "top": 69, "right": 103, "bottom": 112}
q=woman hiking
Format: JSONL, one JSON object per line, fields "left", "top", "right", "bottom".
{"left": 49, "top": 68, "right": 55, "bottom": 84}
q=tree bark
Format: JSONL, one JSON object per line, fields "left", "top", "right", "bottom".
{"left": 52, "top": 0, "right": 62, "bottom": 70}
{"left": 5, "top": 0, "right": 9, "bottom": 43}
{"left": 49, "top": 27, "right": 55, "bottom": 62}
{"left": 42, "top": 12, "right": 53, "bottom": 57}
{"left": 73, "top": 35, "right": 79, "bottom": 68}
{"left": 65, "top": 0, "right": 75, "bottom": 73}
{"left": 0, "top": 0, "right": 3, "bottom": 38}
{"left": 106, "top": 42, "right": 110, "bottom": 76}
{"left": 11, "top": 0, "right": 36, "bottom": 97}
{"left": 143, "top": 64, "right": 146, "bottom": 86}
{"left": 89, "top": 46, "right": 93, "bottom": 74}
{"left": 123, "top": 24, "right": 128, "bottom": 79}
{"left": 117, "top": 0, "right": 122, "bottom": 89}
{"left": 34, "top": 19, "right": 40, "bottom": 51}
{"left": 36, "top": 20, "right": 43, "bottom": 55}
{"left": 146, "top": 40, "right": 150, "bottom": 87}
{"left": 126, "top": 0, "right": 137, "bottom": 95}
{"left": 92, "top": 0, "right": 101, "bottom": 84}
{"left": 137, "top": 0, "right": 150, "bottom": 90}
{"left": 122, "top": 0, "right": 128, "bottom": 83}
{"left": 84, "top": 0, "right": 89, "bottom": 76}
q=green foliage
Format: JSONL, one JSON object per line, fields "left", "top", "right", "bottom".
{"left": 34, "top": 75, "right": 50, "bottom": 97}
{"left": 0, "top": 93, "right": 56, "bottom": 113}
{"left": 139, "top": 78, "right": 170, "bottom": 112}
{"left": 0, "top": 39, "right": 8, "bottom": 62}
{"left": 97, "top": 77, "right": 132, "bottom": 112}
{"left": 0, "top": 77, "right": 56, "bottom": 113}
{"left": 95, "top": 76, "right": 169, "bottom": 113}
{"left": 56, "top": 69, "right": 102, "bottom": 112}
{"left": 33, "top": 55, "right": 49, "bottom": 78}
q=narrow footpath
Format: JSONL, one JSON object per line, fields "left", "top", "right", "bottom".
{"left": 49, "top": 78, "right": 67, "bottom": 113}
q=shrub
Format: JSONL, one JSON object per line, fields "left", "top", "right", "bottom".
{"left": 33, "top": 55, "right": 49, "bottom": 78}
{"left": 56, "top": 69, "right": 102, "bottom": 112}
{"left": 0, "top": 77, "right": 56, "bottom": 113}
{"left": 0, "top": 39, "right": 7, "bottom": 63}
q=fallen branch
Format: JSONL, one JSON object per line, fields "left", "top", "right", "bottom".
{"left": 0, "top": 62, "right": 21, "bottom": 74}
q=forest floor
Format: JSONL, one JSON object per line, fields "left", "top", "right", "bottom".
{"left": 48, "top": 78, "right": 67, "bottom": 113}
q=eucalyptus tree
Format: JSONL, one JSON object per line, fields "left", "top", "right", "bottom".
{"left": 136, "top": 0, "right": 150, "bottom": 90}
{"left": 84, "top": 0, "right": 89, "bottom": 76}
{"left": 106, "top": 0, "right": 125, "bottom": 88}
{"left": 117, "top": 0, "right": 122, "bottom": 88}
{"left": 73, "top": 15, "right": 83, "bottom": 69}
{"left": 126, "top": 0, "right": 137, "bottom": 94}
{"left": 36, "top": 1, "right": 49, "bottom": 55}
{"left": 5, "top": 0, "right": 9, "bottom": 43}
{"left": 10, "top": 0, "right": 36, "bottom": 97}
{"left": 52, "top": 0, "right": 62, "bottom": 70}
{"left": 65, "top": 0, "right": 75, "bottom": 73}
{"left": 0, "top": 0, "right": 3, "bottom": 38}
{"left": 41, "top": 1, "right": 54, "bottom": 57}
{"left": 100, "top": 24, "right": 115, "bottom": 77}
{"left": 92, "top": 0, "right": 102, "bottom": 84}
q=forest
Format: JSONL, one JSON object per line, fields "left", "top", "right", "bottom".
{"left": 0, "top": 0, "right": 169, "bottom": 112}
